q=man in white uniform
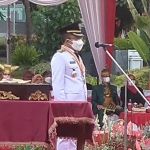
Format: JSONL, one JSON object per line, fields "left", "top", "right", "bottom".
{"left": 51, "top": 21, "right": 87, "bottom": 150}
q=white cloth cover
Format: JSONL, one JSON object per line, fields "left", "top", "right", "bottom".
{"left": 0, "top": 0, "right": 67, "bottom": 6}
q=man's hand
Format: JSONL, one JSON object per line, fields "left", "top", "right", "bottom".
{"left": 97, "top": 105, "right": 104, "bottom": 110}
{"left": 137, "top": 103, "right": 143, "bottom": 108}
{"left": 116, "top": 105, "right": 122, "bottom": 109}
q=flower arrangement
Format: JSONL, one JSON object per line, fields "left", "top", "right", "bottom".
{"left": 85, "top": 109, "right": 150, "bottom": 150}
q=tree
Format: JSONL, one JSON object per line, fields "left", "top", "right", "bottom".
{"left": 116, "top": 0, "right": 144, "bottom": 13}
{"left": 22, "top": 0, "right": 33, "bottom": 45}
{"left": 31, "top": 0, "right": 81, "bottom": 60}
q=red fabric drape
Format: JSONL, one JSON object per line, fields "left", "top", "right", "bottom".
{"left": 105, "top": 0, "right": 116, "bottom": 70}
{"left": 120, "top": 112, "right": 150, "bottom": 126}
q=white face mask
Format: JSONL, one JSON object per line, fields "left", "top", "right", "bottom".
{"left": 70, "top": 39, "right": 84, "bottom": 51}
{"left": 103, "top": 77, "right": 110, "bottom": 83}
{"left": 128, "top": 80, "right": 135, "bottom": 86}
{"left": 3, "top": 75, "right": 10, "bottom": 80}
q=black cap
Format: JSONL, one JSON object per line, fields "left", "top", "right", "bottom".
{"left": 59, "top": 20, "right": 84, "bottom": 37}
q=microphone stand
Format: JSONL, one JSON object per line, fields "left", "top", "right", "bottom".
{"left": 124, "top": 79, "right": 127, "bottom": 150}
{"left": 100, "top": 46, "right": 150, "bottom": 150}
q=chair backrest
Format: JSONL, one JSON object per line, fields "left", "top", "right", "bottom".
{"left": 23, "top": 70, "right": 34, "bottom": 80}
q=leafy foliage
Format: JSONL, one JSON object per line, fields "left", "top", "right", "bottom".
{"left": 127, "top": 31, "right": 149, "bottom": 63}
{"left": 13, "top": 144, "right": 45, "bottom": 150}
{"left": 29, "top": 61, "right": 50, "bottom": 75}
{"left": 86, "top": 67, "right": 149, "bottom": 90}
{"left": 12, "top": 69, "right": 25, "bottom": 79}
{"left": 116, "top": 0, "right": 144, "bottom": 13}
{"left": 142, "top": 123, "right": 150, "bottom": 138}
{"left": 12, "top": 44, "right": 40, "bottom": 66}
{"left": 10, "top": 34, "right": 37, "bottom": 51}
{"left": 116, "top": 0, "right": 127, "bottom": 7}
{"left": 86, "top": 74, "right": 98, "bottom": 86}
{"left": 31, "top": 0, "right": 81, "bottom": 60}
{"left": 11, "top": 34, "right": 26, "bottom": 51}
{"left": 0, "top": 144, "right": 45, "bottom": 150}
{"left": 114, "top": 38, "right": 134, "bottom": 50}
{"left": 112, "top": 67, "right": 149, "bottom": 89}
{"left": 126, "top": 0, "right": 150, "bottom": 64}
{"left": 0, "top": 37, "right": 6, "bottom": 51}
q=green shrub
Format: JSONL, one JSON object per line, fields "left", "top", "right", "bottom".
{"left": 86, "top": 74, "right": 98, "bottom": 85}
{"left": 10, "top": 34, "right": 37, "bottom": 50}
{"left": 114, "top": 38, "right": 134, "bottom": 50}
{"left": 11, "top": 34, "right": 26, "bottom": 44}
{"left": 29, "top": 61, "right": 50, "bottom": 75}
{"left": 112, "top": 67, "right": 149, "bottom": 89}
{"left": 0, "top": 37, "right": 6, "bottom": 50}
{"left": 84, "top": 38, "right": 135, "bottom": 51}
{"left": 12, "top": 44, "right": 40, "bottom": 66}
{"left": 86, "top": 67, "right": 149, "bottom": 89}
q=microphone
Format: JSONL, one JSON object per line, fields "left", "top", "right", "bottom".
{"left": 95, "top": 42, "right": 113, "bottom": 48}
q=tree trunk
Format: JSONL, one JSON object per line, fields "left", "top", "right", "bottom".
{"left": 22, "top": 0, "right": 32, "bottom": 45}
{"left": 149, "top": 0, "right": 150, "bottom": 12}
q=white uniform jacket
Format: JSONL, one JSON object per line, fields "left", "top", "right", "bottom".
{"left": 51, "top": 50, "right": 87, "bottom": 101}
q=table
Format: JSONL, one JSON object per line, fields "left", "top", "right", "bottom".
{"left": 119, "top": 112, "right": 150, "bottom": 126}
{"left": 50, "top": 101, "right": 94, "bottom": 150}
{"left": 0, "top": 83, "right": 52, "bottom": 100}
{"left": 0, "top": 101, "right": 94, "bottom": 150}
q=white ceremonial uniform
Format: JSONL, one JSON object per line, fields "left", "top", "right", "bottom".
{"left": 51, "top": 50, "right": 87, "bottom": 101}
{"left": 51, "top": 49, "right": 87, "bottom": 150}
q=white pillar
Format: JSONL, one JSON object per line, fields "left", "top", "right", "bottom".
{"left": 6, "top": 5, "right": 11, "bottom": 64}
{"left": 13, "top": 2, "right": 16, "bottom": 35}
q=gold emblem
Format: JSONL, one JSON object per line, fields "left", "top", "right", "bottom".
{"left": 72, "top": 69, "right": 77, "bottom": 78}
{"left": 28, "top": 90, "right": 48, "bottom": 101}
{"left": 0, "top": 91, "right": 20, "bottom": 100}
